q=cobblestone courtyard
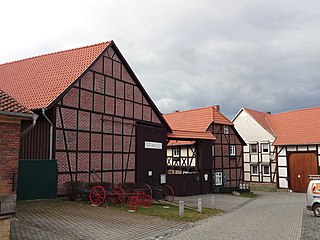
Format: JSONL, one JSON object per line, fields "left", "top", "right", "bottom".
{"left": 10, "top": 192, "right": 319, "bottom": 239}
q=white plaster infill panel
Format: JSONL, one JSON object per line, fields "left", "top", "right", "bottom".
{"left": 278, "top": 156, "right": 287, "bottom": 167}
{"left": 244, "top": 173, "right": 250, "bottom": 181}
{"left": 298, "top": 146, "right": 308, "bottom": 151}
{"left": 278, "top": 167, "right": 287, "bottom": 177}
{"left": 279, "top": 178, "right": 288, "bottom": 188}
{"left": 308, "top": 145, "right": 316, "bottom": 151}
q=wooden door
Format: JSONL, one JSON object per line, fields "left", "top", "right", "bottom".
{"left": 135, "top": 124, "right": 167, "bottom": 186}
{"left": 289, "top": 152, "right": 318, "bottom": 192}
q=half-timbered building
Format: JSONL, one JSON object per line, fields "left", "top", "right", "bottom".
{"left": 233, "top": 108, "right": 277, "bottom": 185}
{"left": 0, "top": 41, "right": 171, "bottom": 194}
{"left": 164, "top": 106, "right": 245, "bottom": 196}
{"left": 233, "top": 106, "right": 320, "bottom": 192}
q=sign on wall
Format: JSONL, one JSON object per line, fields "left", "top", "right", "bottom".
{"left": 144, "top": 141, "right": 162, "bottom": 150}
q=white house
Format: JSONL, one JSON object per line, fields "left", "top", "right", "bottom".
{"left": 233, "top": 107, "right": 320, "bottom": 192}
{"left": 233, "top": 108, "right": 276, "bottom": 184}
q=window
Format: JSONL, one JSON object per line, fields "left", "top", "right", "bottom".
{"left": 212, "top": 145, "right": 215, "bottom": 157}
{"left": 261, "top": 143, "right": 269, "bottom": 153}
{"left": 262, "top": 165, "right": 270, "bottom": 175}
{"left": 215, "top": 172, "right": 223, "bottom": 186}
{"left": 224, "top": 126, "right": 229, "bottom": 134}
{"left": 173, "top": 148, "right": 180, "bottom": 158}
{"left": 250, "top": 144, "right": 258, "bottom": 153}
{"left": 230, "top": 145, "right": 236, "bottom": 156}
{"left": 251, "top": 165, "right": 258, "bottom": 175}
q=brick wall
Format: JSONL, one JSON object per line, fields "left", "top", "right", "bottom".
{"left": 0, "top": 121, "right": 21, "bottom": 240}
{"left": 0, "top": 122, "right": 20, "bottom": 196}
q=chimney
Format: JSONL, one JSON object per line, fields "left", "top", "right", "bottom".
{"left": 174, "top": 110, "right": 180, "bottom": 113}
{"left": 214, "top": 105, "right": 220, "bottom": 112}
{"left": 266, "top": 111, "right": 271, "bottom": 114}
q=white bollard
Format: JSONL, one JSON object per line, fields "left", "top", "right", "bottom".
{"left": 198, "top": 198, "right": 202, "bottom": 213}
{"left": 211, "top": 196, "right": 215, "bottom": 209}
{"left": 179, "top": 201, "right": 184, "bottom": 217}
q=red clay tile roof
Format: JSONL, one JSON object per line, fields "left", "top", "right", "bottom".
{"left": 244, "top": 108, "right": 275, "bottom": 136}
{"left": 0, "top": 89, "right": 33, "bottom": 114}
{"left": 266, "top": 107, "right": 320, "bottom": 145}
{"left": 164, "top": 106, "right": 233, "bottom": 133}
{"left": 0, "top": 42, "right": 111, "bottom": 109}
{"left": 168, "top": 140, "right": 196, "bottom": 146}
{"left": 167, "top": 130, "right": 216, "bottom": 141}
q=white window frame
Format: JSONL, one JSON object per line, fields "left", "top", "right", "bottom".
{"left": 262, "top": 165, "right": 270, "bottom": 175}
{"left": 251, "top": 165, "right": 258, "bottom": 175}
{"left": 261, "top": 143, "right": 269, "bottom": 153}
{"left": 173, "top": 148, "right": 180, "bottom": 158}
{"left": 215, "top": 172, "right": 223, "bottom": 186}
{"left": 224, "top": 126, "right": 229, "bottom": 135}
{"left": 230, "top": 145, "right": 236, "bottom": 156}
{"left": 250, "top": 144, "right": 258, "bottom": 154}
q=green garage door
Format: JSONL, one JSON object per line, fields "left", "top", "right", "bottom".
{"left": 17, "top": 160, "right": 57, "bottom": 200}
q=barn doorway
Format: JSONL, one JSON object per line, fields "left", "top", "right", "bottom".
{"left": 289, "top": 152, "right": 318, "bottom": 192}
{"left": 135, "top": 123, "right": 167, "bottom": 186}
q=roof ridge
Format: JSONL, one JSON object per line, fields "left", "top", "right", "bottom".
{"left": 0, "top": 41, "right": 112, "bottom": 66}
{"left": 172, "top": 129, "right": 212, "bottom": 133}
{"left": 164, "top": 105, "right": 216, "bottom": 116}
{"left": 270, "top": 106, "right": 320, "bottom": 116}
{"left": 211, "top": 106, "right": 233, "bottom": 125}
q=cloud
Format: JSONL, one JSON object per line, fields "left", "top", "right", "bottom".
{"left": 1, "top": 0, "right": 320, "bottom": 119}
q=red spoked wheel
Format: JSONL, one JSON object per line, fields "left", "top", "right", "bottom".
{"left": 140, "top": 194, "right": 152, "bottom": 208}
{"left": 126, "top": 196, "right": 140, "bottom": 211}
{"left": 89, "top": 186, "right": 106, "bottom": 205}
{"left": 109, "top": 186, "right": 125, "bottom": 204}
{"left": 141, "top": 183, "right": 152, "bottom": 197}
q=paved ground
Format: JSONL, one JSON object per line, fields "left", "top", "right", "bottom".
{"left": 10, "top": 200, "right": 186, "bottom": 240}
{"left": 169, "top": 191, "right": 305, "bottom": 240}
{"left": 11, "top": 191, "right": 314, "bottom": 240}
{"left": 301, "top": 208, "right": 320, "bottom": 240}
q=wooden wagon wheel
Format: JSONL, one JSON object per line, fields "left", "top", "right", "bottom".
{"left": 126, "top": 196, "right": 140, "bottom": 211}
{"left": 89, "top": 186, "right": 106, "bottom": 205}
{"left": 109, "top": 186, "right": 125, "bottom": 204}
{"left": 141, "top": 183, "right": 152, "bottom": 197}
{"left": 140, "top": 194, "right": 152, "bottom": 208}
{"left": 161, "top": 184, "right": 174, "bottom": 203}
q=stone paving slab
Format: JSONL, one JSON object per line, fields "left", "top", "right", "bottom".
{"left": 168, "top": 191, "right": 305, "bottom": 240}
{"left": 301, "top": 208, "right": 320, "bottom": 240}
{"left": 10, "top": 200, "right": 186, "bottom": 240}
{"left": 173, "top": 193, "right": 250, "bottom": 211}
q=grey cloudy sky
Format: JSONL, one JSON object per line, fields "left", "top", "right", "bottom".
{"left": 1, "top": 0, "right": 320, "bottom": 119}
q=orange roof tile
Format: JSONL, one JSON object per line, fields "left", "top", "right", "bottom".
{"left": 244, "top": 108, "right": 274, "bottom": 136}
{"left": 0, "top": 89, "right": 33, "bottom": 114}
{"left": 164, "top": 106, "right": 233, "bottom": 133}
{"left": 0, "top": 42, "right": 111, "bottom": 109}
{"left": 168, "top": 140, "right": 196, "bottom": 146}
{"left": 266, "top": 107, "right": 320, "bottom": 145}
{"left": 167, "top": 130, "right": 215, "bottom": 141}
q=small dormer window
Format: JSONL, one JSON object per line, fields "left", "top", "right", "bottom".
{"left": 224, "top": 126, "right": 229, "bottom": 135}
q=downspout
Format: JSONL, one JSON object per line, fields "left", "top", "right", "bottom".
{"left": 42, "top": 108, "right": 53, "bottom": 160}
{"left": 20, "top": 114, "right": 39, "bottom": 138}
